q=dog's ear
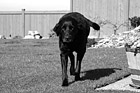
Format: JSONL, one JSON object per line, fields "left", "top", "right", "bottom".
{"left": 53, "top": 23, "right": 61, "bottom": 36}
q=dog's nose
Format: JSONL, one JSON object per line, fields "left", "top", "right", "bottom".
{"left": 65, "top": 37, "right": 70, "bottom": 41}
{"left": 66, "top": 36, "right": 72, "bottom": 40}
{"left": 65, "top": 38, "right": 69, "bottom": 41}
{"left": 65, "top": 35, "right": 70, "bottom": 39}
{"left": 63, "top": 37, "right": 72, "bottom": 43}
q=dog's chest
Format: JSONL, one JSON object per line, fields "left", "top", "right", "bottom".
{"left": 59, "top": 39, "right": 86, "bottom": 53}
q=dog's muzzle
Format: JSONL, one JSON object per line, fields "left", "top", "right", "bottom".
{"left": 63, "top": 37, "right": 73, "bottom": 43}
{"left": 62, "top": 35, "right": 74, "bottom": 43}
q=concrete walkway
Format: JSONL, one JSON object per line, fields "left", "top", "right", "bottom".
{"left": 96, "top": 75, "right": 140, "bottom": 92}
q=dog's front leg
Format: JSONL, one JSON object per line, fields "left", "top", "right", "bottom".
{"left": 69, "top": 52, "right": 75, "bottom": 75}
{"left": 60, "top": 53, "right": 68, "bottom": 86}
{"left": 75, "top": 50, "right": 85, "bottom": 81}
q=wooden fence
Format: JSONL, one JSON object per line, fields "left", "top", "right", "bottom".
{"left": 72, "top": 0, "right": 140, "bottom": 37}
{"left": 0, "top": 10, "right": 68, "bottom": 37}
{"left": 0, "top": 0, "right": 140, "bottom": 38}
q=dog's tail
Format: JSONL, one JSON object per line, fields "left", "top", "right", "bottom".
{"left": 85, "top": 18, "right": 100, "bottom": 30}
{"left": 65, "top": 12, "right": 100, "bottom": 30}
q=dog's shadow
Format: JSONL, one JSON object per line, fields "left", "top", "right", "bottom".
{"left": 81, "top": 68, "right": 121, "bottom": 80}
{"left": 69, "top": 68, "right": 121, "bottom": 85}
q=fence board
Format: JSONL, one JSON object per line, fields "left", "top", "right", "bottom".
{"left": 129, "top": 0, "right": 140, "bottom": 17}
{"left": 0, "top": 14, "right": 22, "bottom": 37}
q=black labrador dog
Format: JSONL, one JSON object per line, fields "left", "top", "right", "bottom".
{"left": 53, "top": 12, "right": 100, "bottom": 86}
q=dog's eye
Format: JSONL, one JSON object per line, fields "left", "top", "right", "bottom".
{"left": 62, "top": 25, "right": 67, "bottom": 30}
{"left": 69, "top": 26, "right": 74, "bottom": 30}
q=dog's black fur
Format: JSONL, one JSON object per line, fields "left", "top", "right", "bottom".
{"left": 53, "top": 12, "right": 100, "bottom": 86}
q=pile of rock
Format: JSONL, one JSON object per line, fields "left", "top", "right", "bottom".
{"left": 23, "top": 31, "right": 42, "bottom": 39}
{"left": 0, "top": 35, "right": 6, "bottom": 39}
{"left": 90, "top": 26, "right": 140, "bottom": 48}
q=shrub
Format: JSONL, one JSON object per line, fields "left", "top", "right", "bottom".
{"left": 129, "top": 16, "right": 140, "bottom": 28}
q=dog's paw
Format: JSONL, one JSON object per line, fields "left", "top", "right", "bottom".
{"left": 75, "top": 75, "right": 81, "bottom": 81}
{"left": 62, "top": 79, "right": 68, "bottom": 87}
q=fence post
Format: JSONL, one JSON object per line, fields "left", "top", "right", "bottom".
{"left": 70, "top": 0, "right": 73, "bottom": 12}
{"left": 22, "top": 9, "right": 25, "bottom": 37}
{"left": 127, "top": 0, "right": 130, "bottom": 30}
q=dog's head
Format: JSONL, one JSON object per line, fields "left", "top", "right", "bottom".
{"left": 53, "top": 18, "right": 78, "bottom": 43}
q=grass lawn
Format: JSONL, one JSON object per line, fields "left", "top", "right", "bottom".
{"left": 0, "top": 38, "right": 136, "bottom": 93}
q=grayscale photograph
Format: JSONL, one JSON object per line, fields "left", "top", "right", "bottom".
{"left": 0, "top": 0, "right": 140, "bottom": 93}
